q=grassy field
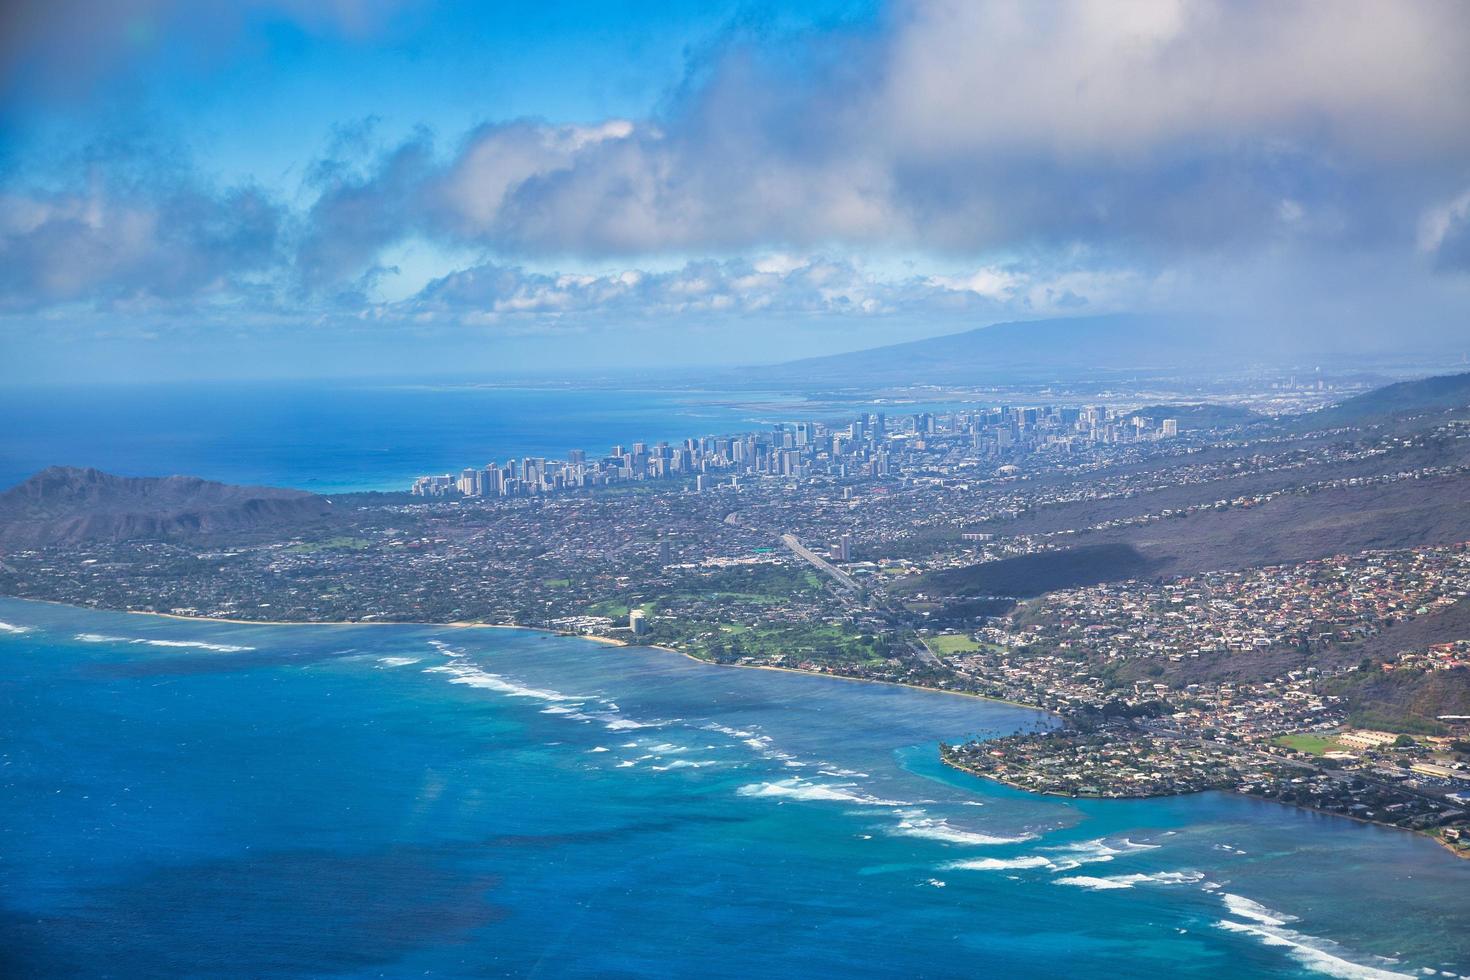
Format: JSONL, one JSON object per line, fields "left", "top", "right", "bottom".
{"left": 585, "top": 599, "right": 658, "bottom": 619}
{"left": 926, "top": 634, "right": 983, "bottom": 656}
{"left": 1271, "top": 733, "right": 1343, "bottom": 756}
{"left": 669, "top": 620, "right": 894, "bottom": 666}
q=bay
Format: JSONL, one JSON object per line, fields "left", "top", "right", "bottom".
{"left": 2, "top": 597, "right": 1466, "bottom": 979}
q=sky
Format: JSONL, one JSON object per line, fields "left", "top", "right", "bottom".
{"left": 1, "top": 0, "right": 1468, "bottom": 382}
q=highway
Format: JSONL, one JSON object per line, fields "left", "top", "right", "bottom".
{"left": 780, "top": 533, "right": 860, "bottom": 592}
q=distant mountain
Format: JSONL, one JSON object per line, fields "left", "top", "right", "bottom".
{"left": 754, "top": 314, "right": 1254, "bottom": 386}
{"left": 0, "top": 467, "right": 334, "bottom": 549}
{"left": 1298, "top": 371, "right": 1470, "bottom": 428}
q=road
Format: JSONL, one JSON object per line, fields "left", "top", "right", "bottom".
{"left": 780, "top": 533, "right": 860, "bottom": 592}
{"left": 779, "top": 533, "right": 940, "bottom": 666}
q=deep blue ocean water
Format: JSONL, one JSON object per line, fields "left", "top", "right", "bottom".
{"left": 0, "top": 380, "right": 998, "bottom": 494}
{"left": 2, "top": 597, "right": 1467, "bottom": 979}
{"left": 0, "top": 382, "right": 824, "bottom": 493}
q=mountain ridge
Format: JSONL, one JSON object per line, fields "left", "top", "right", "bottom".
{"left": 0, "top": 466, "right": 334, "bottom": 548}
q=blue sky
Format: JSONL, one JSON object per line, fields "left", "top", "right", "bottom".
{"left": 1, "top": 0, "right": 1468, "bottom": 381}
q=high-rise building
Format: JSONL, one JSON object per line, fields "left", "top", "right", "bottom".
{"left": 629, "top": 609, "right": 648, "bottom": 635}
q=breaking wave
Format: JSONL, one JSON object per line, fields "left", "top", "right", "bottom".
{"left": 422, "top": 662, "right": 581, "bottom": 702}
{"left": 73, "top": 633, "right": 253, "bottom": 653}
{"left": 1054, "top": 871, "right": 1204, "bottom": 891}
{"left": 736, "top": 778, "right": 910, "bottom": 807}
{"left": 944, "top": 855, "right": 1057, "bottom": 871}
{"left": 891, "top": 810, "right": 1031, "bottom": 846}
{"left": 1216, "top": 894, "right": 1414, "bottom": 979}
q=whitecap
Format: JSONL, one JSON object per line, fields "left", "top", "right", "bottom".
{"left": 736, "top": 778, "right": 910, "bottom": 807}
{"left": 703, "top": 722, "right": 756, "bottom": 739}
{"left": 134, "top": 638, "right": 253, "bottom": 653}
{"left": 890, "top": 811, "right": 1032, "bottom": 846}
{"left": 0, "top": 620, "right": 33, "bottom": 634}
{"left": 1054, "top": 871, "right": 1204, "bottom": 891}
{"left": 603, "top": 716, "right": 674, "bottom": 731}
{"left": 1041, "top": 837, "right": 1158, "bottom": 870}
{"left": 73, "top": 632, "right": 252, "bottom": 652}
{"left": 1215, "top": 919, "right": 1413, "bottom": 980}
{"left": 588, "top": 746, "right": 609, "bottom": 753}
{"left": 1222, "top": 893, "right": 1296, "bottom": 927}
{"left": 427, "top": 662, "right": 581, "bottom": 702}
{"left": 945, "top": 855, "right": 1057, "bottom": 871}
{"left": 376, "top": 657, "right": 421, "bottom": 667}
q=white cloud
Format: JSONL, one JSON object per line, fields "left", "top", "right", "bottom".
{"left": 4, "top": 0, "right": 1467, "bottom": 332}
{"left": 925, "top": 267, "right": 1023, "bottom": 301}
{"left": 268, "top": 0, "right": 1469, "bottom": 285}
{"left": 399, "top": 254, "right": 1153, "bottom": 324}
{"left": 1418, "top": 188, "right": 1470, "bottom": 269}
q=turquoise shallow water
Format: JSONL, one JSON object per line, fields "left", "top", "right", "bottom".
{"left": 1, "top": 596, "right": 1467, "bottom": 979}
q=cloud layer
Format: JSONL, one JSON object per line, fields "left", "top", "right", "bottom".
{"left": 290, "top": 0, "right": 1470, "bottom": 262}
{"left": 1, "top": 0, "right": 1467, "bottom": 338}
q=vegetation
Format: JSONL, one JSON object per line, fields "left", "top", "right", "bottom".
{"left": 1322, "top": 666, "right": 1469, "bottom": 735}
{"left": 1131, "top": 403, "right": 1260, "bottom": 430}
{"left": 643, "top": 618, "right": 898, "bottom": 667}
{"left": 899, "top": 544, "right": 1155, "bottom": 599}
{"left": 925, "top": 633, "right": 983, "bottom": 656}
{"left": 1300, "top": 370, "right": 1470, "bottom": 429}
{"left": 1272, "top": 733, "right": 1343, "bottom": 756}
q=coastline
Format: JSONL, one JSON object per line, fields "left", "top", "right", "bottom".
{"left": 0, "top": 598, "right": 1051, "bottom": 713}
{"left": 13, "top": 595, "right": 1469, "bottom": 864}
{"left": 941, "top": 747, "right": 1470, "bottom": 859}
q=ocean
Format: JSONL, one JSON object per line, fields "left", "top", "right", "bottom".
{"left": 0, "top": 379, "right": 1009, "bottom": 494}
{"left": 0, "top": 381, "right": 824, "bottom": 494}
{"left": 2, "top": 597, "right": 1467, "bottom": 979}
{"left": 0, "top": 380, "right": 915, "bottom": 494}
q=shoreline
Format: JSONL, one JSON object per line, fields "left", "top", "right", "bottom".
{"left": 11, "top": 595, "right": 1467, "bottom": 860}
{"left": 940, "top": 749, "right": 1470, "bottom": 860}
{"left": 3, "top": 597, "right": 1052, "bottom": 715}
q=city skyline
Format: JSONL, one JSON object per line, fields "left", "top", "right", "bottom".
{"left": 412, "top": 403, "right": 1187, "bottom": 499}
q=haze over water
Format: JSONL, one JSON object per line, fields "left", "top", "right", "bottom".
{"left": 2, "top": 597, "right": 1466, "bottom": 979}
